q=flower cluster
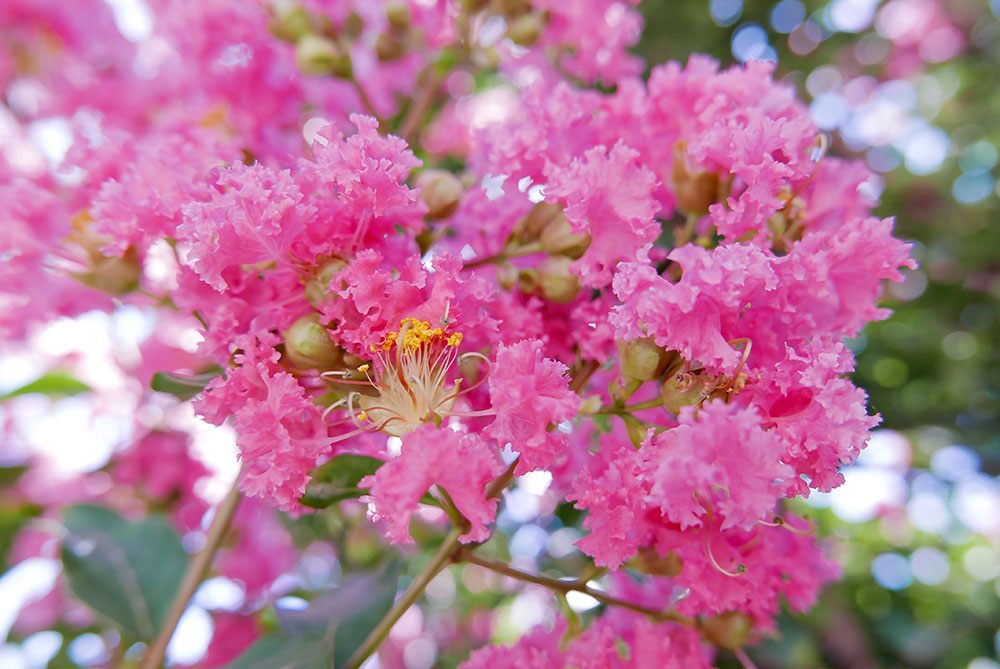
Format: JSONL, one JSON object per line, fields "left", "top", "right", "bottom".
{"left": 0, "top": 0, "right": 915, "bottom": 666}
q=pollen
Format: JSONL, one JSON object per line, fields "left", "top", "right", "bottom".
{"left": 357, "top": 318, "right": 472, "bottom": 436}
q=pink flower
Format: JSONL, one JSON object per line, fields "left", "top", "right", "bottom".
{"left": 196, "top": 333, "right": 330, "bottom": 512}
{"left": 646, "top": 402, "right": 793, "bottom": 532}
{"left": 361, "top": 425, "right": 503, "bottom": 544}
{"left": 486, "top": 339, "right": 581, "bottom": 475}
{"left": 179, "top": 162, "right": 316, "bottom": 292}
{"left": 546, "top": 141, "right": 658, "bottom": 287}
{"left": 611, "top": 244, "right": 779, "bottom": 376}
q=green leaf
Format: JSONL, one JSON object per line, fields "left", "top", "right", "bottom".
{"left": 0, "top": 465, "right": 28, "bottom": 488}
{"left": 150, "top": 370, "right": 221, "bottom": 400}
{"left": 225, "top": 635, "right": 332, "bottom": 669}
{"left": 0, "top": 503, "right": 42, "bottom": 565}
{"left": 60, "top": 505, "right": 187, "bottom": 641}
{"left": 0, "top": 371, "right": 90, "bottom": 401}
{"left": 299, "top": 455, "right": 384, "bottom": 509}
{"left": 226, "top": 563, "right": 400, "bottom": 669}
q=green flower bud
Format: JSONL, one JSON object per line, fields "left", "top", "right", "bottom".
{"left": 375, "top": 31, "right": 409, "bottom": 61}
{"left": 268, "top": 1, "right": 313, "bottom": 43}
{"left": 507, "top": 12, "right": 544, "bottom": 46}
{"left": 537, "top": 256, "right": 580, "bottom": 304}
{"left": 416, "top": 169, "right": 463, "bottom": 220}
{"left": 659, "top": 370, "right": 710, "bottom": 415}
{"left": 385, "top": 1, "right": 411, "bottom": 32}
{"left": 496, "top": 0, "right": 532, "bottom": 16}
{"left": 618, "top": 338, "right": 676, "bottom": 382}
{"left": 304, "top": 258, "right": 347, "bottom": 309}
{"left": 343, "top": 11, "right": 364, "bottom": 39}
{"left": 67, "top": 210, "right": 142, "bottom": 295}
{"left": 540, "top": 213, "right": 590, "bottom": 259}
{"left": 702, "top": 611, "right": 753, "bottom": 651}
{"left": 283, "top": 313, "right": 342, "bottom": 369}
{"left": 514, "top": 202, "right": 562, "bottom": 242}
{"left": 672, "top": 142, "right": 720, "bottom": 215}
{"left": 295, "top": 34, "right": 352, "bottom": 78}
{"left": 631, "top": 547, "right": 683, "bottom": 577}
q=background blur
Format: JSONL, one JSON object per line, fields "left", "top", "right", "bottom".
{"left": 1, "top": 1, "right": 999, "bottom": 668}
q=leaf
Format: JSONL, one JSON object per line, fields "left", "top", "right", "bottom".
{"left": 0, "top": 371, "right": 90, "bottom": 401}
{"left": 225, "top": 636, "right": 332, "bottom": 669}
{"left": 331, "top": 565, "right": 400, "bottom": 668}
{"left": 0, "top": 465, "right": 28, "bottom": 487}
{"left": 150, "top": 370, "right": 221, "bottom": 400}
{"left": 299, "top": 454, "right": 384, "bottom": 509}
{"left": 60, "top": 505, "right": 188, "bottom": 641}
{"left": 227, "top": 563, "right": 400, "bottom": 669}
{"left": 0, "top": 503, "right": 42, "bottom": 565}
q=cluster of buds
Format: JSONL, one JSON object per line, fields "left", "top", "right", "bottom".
{"left": 269, "top": 0, "right": 353, "bottom": 77}
{"left": 503, "top": 202, "right": 589, "bottom": 303}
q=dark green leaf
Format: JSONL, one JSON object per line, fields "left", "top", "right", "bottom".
{"left": 227, "top": 563, "right": 400, "bottom": 669}
{"left": 299, "top": 455, "right": 384, "bottom": 509}
{"left": 0, "top": 465, "right": 28, "bottom": 487}
{"left": 331, "top": 565, "right": 399, "bottom": 668}
{"left": 1, "top": 371, "right": 90, "bottom": 401}
{"left": 0, "top": 503, "right": 42, "bottom": 565}
{"left": 150, "top": 371, "right": 221, "bottom": 400}
{"left": 225, "top": 635, "right": 332, "bottom": 669}
{"left": 60, "top": 505, "right": 187, "bottom": 641}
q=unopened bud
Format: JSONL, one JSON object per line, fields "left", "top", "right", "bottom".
{"left": 515, "top": 202, "right": 562, "bottom": 242}
{"left": 702, "top": 612, "right": 753, "bottom": 651}
{"left": 496, "top": 0, "right": 532, "bottom": 16}
{"left": 385, "top": 1, "right": 411, "bottom": 32}
{"left": 632, "top": 547, "right": 683, "bottom": 577}
{"left": 67, "top": 211, "right": 142, "bottom": 295}
{"left": 375, "top": 31, "right": 409, "bottom": 61}
{"left": 283, "top": 313, "right": 342, "bottom": 369}
{"left": 304, "top": 258, "right": 347, "bottom": 309}
{"left": 540, "top": 214, "right": 590, "bottom": 259}
{"left": 507, "top": 12, "right": 543, "bottom": 46}
{"left": 618, "top": 338, "right": 675, "bottom": 382}
{"left": 268, "top": 1, "right": 313, "bottom": 43}
{"left": 416, "top": 169, "right": 463, "bottom": 220}
{"left": 343, "top": 11, "right": 364, "bottom": 39}
{"left": 537, "top": 256, "right": 580, "bottom": 304}
{"left": 660, "top": 371, "right": 709, "bottom": 415}
{"left": 296, "top": 34, "right": 352, "bottom": 77}
{"left": 71, "top": 248, "right": 142, "bottom": 295}
{"left": 672, "top": 143, "right": 720, "bottom": 215}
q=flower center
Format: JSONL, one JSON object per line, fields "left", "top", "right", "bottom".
{"left": 357, "top": 318, "right": 465, "bottom": 436}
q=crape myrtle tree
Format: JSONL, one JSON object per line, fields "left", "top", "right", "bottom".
{"left": 0, "top": 1, "right": 926, "bottom": 667}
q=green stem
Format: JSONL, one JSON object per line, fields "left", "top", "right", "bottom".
{"left": 455, "top": 549, "right": 694, "bottom": 626}
{"left": 464, "top": 242, "right": 544, "bottom": 268}
{"left": 588, "top": 396, "right": 665, "bottom": 416}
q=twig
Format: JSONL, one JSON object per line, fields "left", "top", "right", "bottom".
{"left": 398, "top": 69, "right": 443, "bottom": 145}
{"left": 455, "top": 549, "right": 695, "bottom": 626}
{"left": 140, "top": 477, "right": 242, "bottom": 669}
{"left": 463, "top": 242, "right": 544, "bottom": 269}
{"left": 352, "top": 79, "right": 388, "bottom": 132}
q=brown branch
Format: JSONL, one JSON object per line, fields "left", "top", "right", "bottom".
{"left": 455, "top": 549, "right": 695, "bottom": 627}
